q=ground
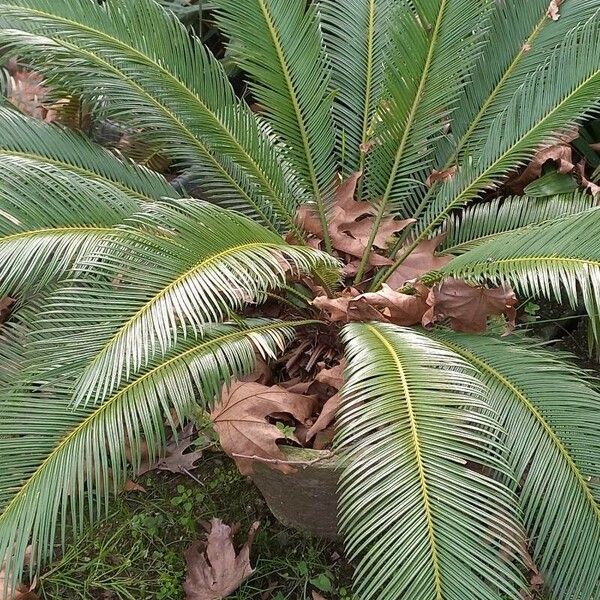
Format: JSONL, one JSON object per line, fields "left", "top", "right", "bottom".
{"left": 36, "top": 454, "right": 354, "bottom": 600}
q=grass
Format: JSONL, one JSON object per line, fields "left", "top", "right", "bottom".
{"left": 35, "top": 453, "right": 354, "bottom": 599}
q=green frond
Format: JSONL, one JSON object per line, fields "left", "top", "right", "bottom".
{"left": 0, "top": 318, "right": 301, "bottom": 594}
{"left": 320, "top": 0, "right": 394, "bottom": 175}
{"left": 26, "top": 199, "right": 338, "bottom": 407}
{"left": 441, "top": 192, "right": 596, "bottom": 254}
{"left": 442, "top": 207, "right": 600, "bottom": 340}
{"left": 214, "top": 0, "right": 335, "bottom": 248}
{"left": 0, "top": 105, "right": 178, "bottom": 204}
{"left": 365, "top": 0, "right": 490, "bottom": 217}
{"left": 437, "top": 0, "right": 600, "bottom": 168}
{"left": 0, "top": 156, "right": 138, "bottom": 296}
{"left": 0, "top": 0, "right": 303, "bottom": 235}
{"left": 416, "top": 14, "right": 600, "bottom": 233}
{"left": 338, "top": 322, "right": 524, "bottom": 600}
{"left": 430, "top": 332, "right": 600, "bottom": 599}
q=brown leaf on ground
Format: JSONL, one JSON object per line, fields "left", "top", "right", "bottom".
{"left": 313, "top": 284, "right": 430, "bottom": 326}
{"left": 211, "top": 381, "right": 315, "bottom": 475}
{"left": 315, "top": 361, "right": 345, "bottom": 390}
{"left": 296, "top": 172, "right": 412, "bottom": 266}
{"left": 386, "top": 234, "right": 452, "bottom": 289}
{"left": 239, "top": 357, "right": 273, "bottom": 385}
{"left": 184, "top": 519, "right": 259, "bottom": 600}
{"left": 357, "top": 283, "right": 430, "bottom": 325}
{"left": 423, "top": 278, "right": 517, "bottom": 333}
{"left": 138, "top": 423, "right": 202, "bottom": 475}
{"left": 0, "top": 546, "right": 38, "bottom": 600}
{"left": 306, "top": 394, "right": 339, "bottom": 443}
{"left": 122, "top": 479, "right": 147, "bottom": 493}
{"left": 547, "top": 0, "right": 562, "bottom": 20}
{"left": 576, "top": 159, "right": 600, "bottom": 198}
{"left": 312, "top": 592, "right": 328, "bottom": 600}
{"left": 0, "top": 297, "right": 16, "bottom": 325}
{"left": 5, "top": 67, "right": 56, "bottom": 123}
{"left": 507, "top": 139, "right": 576, "bottom": 193}
{"left": 426, "top": 166, "right": 457, "bottom": 187}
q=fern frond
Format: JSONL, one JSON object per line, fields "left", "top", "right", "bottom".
{"left": 25, "top": 199, "right": 338, "bottom": 407}
{"left": 441, "top": 193, "right": 595, "bottom": 254}
{"left": 0, "top": 105, "right": 178, "bottom": 204}
{"left": 338, "top": 322, "right": 524, "bottom": 600}
{"left": 0, "top": 0, "right": 303, "bottom": 235}
{"left": 320, "top": 0, "right": 394, "bottom": 176}
{"left": 431, "top": 332, "right": 600, "bottom": 600}
{"left": 0, "top": 318, "right": 300, "bottom": 594}
{"left": 0, "top": 156, "right": 138, "bottom": 296}
{"left": 214, "top": 0, "right": 336, "bottom": 249}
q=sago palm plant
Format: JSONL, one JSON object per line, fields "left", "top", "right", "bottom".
{"left": 0, "top": 0, "right": 599, "bottom": 598}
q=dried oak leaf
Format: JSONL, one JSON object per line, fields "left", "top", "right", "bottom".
{"left": 306, "top": 394, "right": 339, "bottom": 443}
{"left": 357, "top": 283, "right": 430, "bottom": 325}
{"left": 138, "top": 423, "right": 202, "bottom": 475}
{"left": 211, "top": 381, "right": 315, "bottom": 475}
{"left": 507, "top": 138, "right": 576, "bottom": 193}
{"left": 0, "top": 297, "right": 16, "bottom": 325}
{"left": 547, "top": 0, "right": 562, "bottom": 20}
{"left": 576, "top": 159, "right": 600, "bottom": 198}
{"left": 423, "top": 278, "right": 517, "bottom": 333}
{"left": 312, "top": 284, "right": 430, "bottom": 326}
{"left": 426, "top": 165, "right": 457, "bottom": 187}
{"left": 184, "top": 519, "right": 259, "bottom": 600}
{"left": 296, "top": 172, "right": 412, "bottom": 265}
{"left": 386, "top": 234, "right": 452, "bottom": 289}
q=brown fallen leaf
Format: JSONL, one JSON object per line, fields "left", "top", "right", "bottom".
{"left": 296, "top": 172, "right": 412, "bottom": 266}
{"left": 386, "top": 234, "right": 452, "bottom": 289}
{"left": 184, "top": 519, "right": 259, "bottom": 600}
{"left": 507, "top": 137, "right": 576, "bottom": 193}
{"left": 312, "top": 592, "right": 328, "bottom": 600}
{"left": 313, "top": 284, "right": 430, "bottom": 326}
{"left": 356, "top": 283, "right": 430, "bottom": 325}
{"left": 0, "top": 297, "right": 16, "bottom": 326}
{"left": 423, "top": 278, "right": 517, "bottom": 333}
{"left": 0, "top": 546, "right": 38, "bottom": 600}
{"left": 122, "top": 479, "right": 147, "bottom": 493}
{"left": 576, "top": 159, "right": 600, "bottom": 198}
{"left": 426, "top": 165, "right": 457, "bottom": 187}
{"left": 211, "top": 381, "right": 315, "bottom": 475}
{"left": 306, "top": 394, "right": 339, "bottom": 443}
{"left": 547, "top": 0, "right": 562, "bottom": 20}
{"left": 138, "top": 422, "right": 202, "bottom": 475}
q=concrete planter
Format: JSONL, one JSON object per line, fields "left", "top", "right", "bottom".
{"left": 250, "top": 447, "right": 339, "bottom": 539}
